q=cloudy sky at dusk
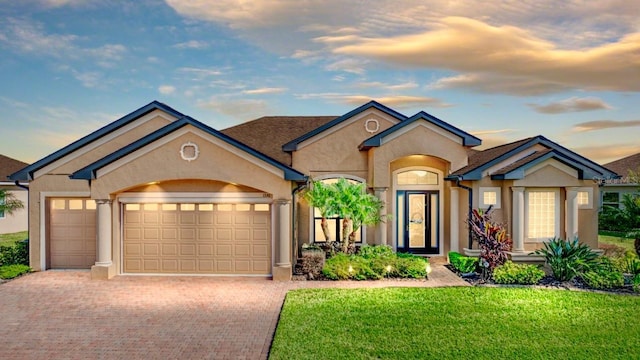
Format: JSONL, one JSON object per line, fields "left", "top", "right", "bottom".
{"left": 1, "top": 0, "right": 638, "bottom": 165}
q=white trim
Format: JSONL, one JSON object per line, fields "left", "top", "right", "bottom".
{"left": 524, "top": 188, "right": 561, "bottom": 243}
{"left": 39, "top": 191, "right": 91, "bottom": 271}
{"left": 392, "top": 166, "right": 444, "bottom": 256}
{"left": 117, "top": 192, "right": 273, "bottom": 204}
{"left": 479, "top": 187, "right": 501, "bottom": 209}
{"left": 381, "top": 121, "right": 462, "bottom": 147}
{"left": 96, "top": 126, "right": 285, "bottom": 179}
{"left": 34, "top": 110, "right": 178, "bottom": 179}
{"left": 296, "top": 109, "right": 402, "bottom": 150}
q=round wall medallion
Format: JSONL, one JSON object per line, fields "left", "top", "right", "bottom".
{"left": 364, "top": 119, "right": 380, "bottom": 133}
{"left": 180, "top": 142, "right": 199, "bottom": 162}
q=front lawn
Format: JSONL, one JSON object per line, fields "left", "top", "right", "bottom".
{"left": 0, "top": 231, "right": 28, "bottom": 246}
{"left": 599, "top": 231, "right": 635, "bottom": 252}
{"left": 270, "top": 287, "right": 640, "bottom": 359}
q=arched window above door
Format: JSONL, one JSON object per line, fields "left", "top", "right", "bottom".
{"left": 396, "top": 170, "right": 438, "bottom": 185}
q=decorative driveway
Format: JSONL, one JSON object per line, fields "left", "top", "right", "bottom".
{"left": 0, "top": 266, "right": 467, "bottom": 359}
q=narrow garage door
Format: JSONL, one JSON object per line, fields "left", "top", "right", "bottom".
{"left": 123, "top": 203, "right": 271, "bottom": 274}
{"left": 49, "top": 198, "right": 97, "bottom": 269}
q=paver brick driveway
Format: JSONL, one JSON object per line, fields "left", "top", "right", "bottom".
{"left": 0, "top": 266, "right": 466, "bottom": 359}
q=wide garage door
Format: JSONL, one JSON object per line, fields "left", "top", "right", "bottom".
{"left": 49, "top": 198, "right": 97, "bottom": 269}
{"left": 123, "top": 203, "right": 271, "bottom": 274}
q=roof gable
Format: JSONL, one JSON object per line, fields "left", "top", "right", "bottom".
{"left": 282, "top": 101, "right": 407, "bottom": 151}
{"left": 71, "top": 116, "right": 306, "bottom": 181}
{"left": 360, "top": 111, "right": 481, "bottom": 149}
{"left": 448, "top": 135, "right": 618, "bottom": 181}
{"left": 9, "top": 101, "right": 184, "bottom": 181}
{"left": 221, "top": 116, "right": 336, "bottom": 165}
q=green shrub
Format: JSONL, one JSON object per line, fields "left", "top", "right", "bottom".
{"left": 358, "top": 245, "right": 394, "bottom": 259}
{"left": 533, "top": 238, "right": 599, "bottom": 282}
{"left": 581, "top": 257, "right": 624, "bottom": 290}
{"left": 0, "top": 264, "right": 31, "bottom": 279}
{"left": 633, "top": 274, "right": 640, "bottom": 293}
{"left": 610, "top": 251, "right": 639, "bottom": 274}
{"left": 492, "top": 261, "right": 545, "bottom": 285}
{"left": 322, "top": 251, "right": 428, "bottom": 280}
{"left": 448, "top": 251, "right": 477, "bottom": 273}
{"left": 394, "top": 255, "right": 428, "bottom": 278}
{"left": 0, "top": 240, "right": 29, "bottom": 266}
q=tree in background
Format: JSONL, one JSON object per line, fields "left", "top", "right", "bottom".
{"left": 0, "top": 189, "right": 24, "bottom": 217}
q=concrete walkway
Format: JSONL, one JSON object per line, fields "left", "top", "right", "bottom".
{"left": 0, "top": 265, "right": 467, "bottom": 360}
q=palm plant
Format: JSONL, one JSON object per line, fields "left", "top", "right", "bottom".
{"left": 302, "top": 180, "right": 338, "bottom": 242}
{"left": 608, "top": 193, "right": 640, "bottom": 257}
{"left": 533, "top": 237, "right": 599, "bottom": 281}
{"left": 0, "top": 189, "right": 24, "bottom": 217}
{"left": 331, "top": 178, "right": 385, "bottom": 253}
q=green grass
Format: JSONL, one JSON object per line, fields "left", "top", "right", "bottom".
{"left": 0, "top": 231, "right": 28, "bottom": 246}
{"left": 599, "top": 231, "right": 635, "bottom": 252}
{"left": 270, "top": 287, "right": 640, "bottom": 360}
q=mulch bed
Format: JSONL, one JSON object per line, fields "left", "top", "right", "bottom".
{"left": 445, "top": 264, "right": 639, "bottom": 295}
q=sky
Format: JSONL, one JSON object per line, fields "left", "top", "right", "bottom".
{"left": 1, "top": 0, "right": 639, "bottom": 166}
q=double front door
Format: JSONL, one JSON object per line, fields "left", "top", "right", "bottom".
{"left": 397, "top": 191, "right": 439, "bottom": 254}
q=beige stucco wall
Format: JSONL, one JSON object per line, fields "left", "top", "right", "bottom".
{"left": 292, "top": 111, "right": 399, "bottom": 177}
{"left": 0, "top": 187, "right": 28, "bottom": 235}
{"left": 368, "top": 126, "right": 468, "bottom": 188}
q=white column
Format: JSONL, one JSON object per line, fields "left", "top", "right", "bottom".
{"left": 450, "top": 187, "right": 460, "bottom": 252}
{"left": 566, "top": 187, "right": 579, "bottom": 240}
{"left": 95, "top": 199, "right": 112, "bottom": 266}
{"left": 374, "top": 187, "right": 388, "bottom": 246}
{"left": 275, "top": 199, "right": 291, "bottom": 267}
{"left": 512, "top": 187, "right": 525, "bottom": 253}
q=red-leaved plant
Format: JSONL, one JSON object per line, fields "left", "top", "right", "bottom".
{"left": 468, "top": 206, "right": 512, "bottom": 279}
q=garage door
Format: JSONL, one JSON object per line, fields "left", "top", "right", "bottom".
{"left": 49, "top": 198, "right": 97, "bottom": 269}
{"left": 123, "top": 203, "right": 271, "bottom": 274}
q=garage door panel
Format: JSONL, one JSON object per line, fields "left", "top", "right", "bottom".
{"left": 49, "top": 198, "right": 96, "bottom": 269}
{"left": 124, "top": 203, "right": 271, "bottom": 275}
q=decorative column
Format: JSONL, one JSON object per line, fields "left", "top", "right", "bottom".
{"left": 511, "top": 187, "right": 525, "bottom": 253}
{"left": 91, "top": 199, "right": 115, "bottom": 279}
{"left": 374, "top": 187, "right": 388, "bottom": 246}
{"left": 273, "top": 199, "right": 292, "bottom": 281}
{"left": 450, "top": 187, "right": 459, "bottom": 253}
{"left": 566, "top": 187, "right": 579, "bottom": 240}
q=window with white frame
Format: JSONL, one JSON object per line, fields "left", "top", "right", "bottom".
{"left": 312, "top": 178, "right": 363, "bottom": 244}
{"left": 602, "top": 192, "right": 620, "bottom": 209}
{"left": 479, "top": 187, "right": 501, "bottom": 209}
{"left": 526, "top": 189, "right": 559, "bottom": 241}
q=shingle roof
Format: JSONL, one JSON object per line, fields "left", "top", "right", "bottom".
{"left": 221, "top": 116, "right": 337, "bottom": 165}
{"left": 71, "top": 116, "right": 307, "bottom": 181}
{"left": 490, "top": 148, "right": 554, "bottom": 176}
{"left": 450, "top": 137, "right": 533, "bottom": 176}
{"left": 0, "top": 154, "right": 29, "bottom": 181}
{"left": 604, "top": 152, "right": 640, "bottom": 176}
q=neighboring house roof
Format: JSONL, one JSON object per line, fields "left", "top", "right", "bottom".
{"left": 282, "top": 100, "right": 408, "bottom": 151}
{"left": 71, "top": 116, "right": 307, "bottom": 181}
{"left": 448, "top": 135, "right": 618, "bottom": 181}
{"left": 9, "top": 101, "right": 185, "bottom": 181}
{"left": 0, "top": 154, "right": 28, "bottom": 183}
{"left": 604, "top": 152, "right": 640, "bottom": 176}
{"left": 360, "top": 111, "right": 482, "bottom": 149}
{"left": 221, "top": 116, "right": 337, "bottom": 165}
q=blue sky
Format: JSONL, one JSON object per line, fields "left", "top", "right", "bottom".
{"left": 1, "top": 0, "right": 639, "bottom": 165}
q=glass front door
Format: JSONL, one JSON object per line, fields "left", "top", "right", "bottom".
{"left": 397, "top": 190, "right": 439, "bottom": 254}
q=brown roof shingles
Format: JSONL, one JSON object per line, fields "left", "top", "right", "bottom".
{"left": 491, "top": 148, "right": 554, "bottom": 175}
{"left": 221, "top": 116, "right": 337, "bottom": 166}
{"left": 604, "top": 152, "right": 640, "bottom": 176}
{"left": 451, "top": 137, "right": 533, "bottom": 175}
{"left": 0, "top": 154, "right": 28, "bottom": 181}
